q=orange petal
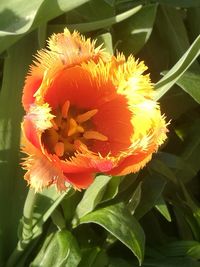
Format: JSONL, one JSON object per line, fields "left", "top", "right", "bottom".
{"left": 109, "top": 151, "right": 152, "bottom": 176}
{"left": 22, "top": 118, "right": 41, "bottom": 150}
{"left": 64, "top": 172, "right": 94, "bottom": 189}
{"left": 22, "top": 76, "right": 42, "bottom": 111}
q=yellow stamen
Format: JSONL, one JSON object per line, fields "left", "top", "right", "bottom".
{"left": 68, "top": 118, "right": 85, "bottom": 136}
{"left": 83, "top": 130, "right": 108, "bottom": 141}
{"left": 68, "top": 118, "right": 78, "bottom": 136}
{"left": 76, "top": 109, "right": 98, "bottom": 123}
{"left": 54, "top": 142, "right": 64, "bottom": 157}
{"left": 77, "top": 125, "right": 84, "bottom": 133}
{"left": 61, "top": 100, "right": 70, "bottom": 118}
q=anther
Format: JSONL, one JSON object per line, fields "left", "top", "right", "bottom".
{"left": 83, "top": 130, "right": 108, "bottom": 141}
{"left": 68, "top": 118, "right": 78, "bottom": 136}
{"left": 76, "top": 109, "right": 98, "bottom": 123}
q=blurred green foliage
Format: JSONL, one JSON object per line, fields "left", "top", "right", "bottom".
{"left": 0, "top": 0, "right": 200, "bottom": 266}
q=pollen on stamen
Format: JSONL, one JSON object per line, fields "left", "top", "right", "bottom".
{"left": 83, "top": 130, "right": 108, "bottom": 141}
{"left": 76, "top": 109, "right": 98, "bottom": 123}
{"left": 54, "top": 142, "right": 64, "bottom": 157}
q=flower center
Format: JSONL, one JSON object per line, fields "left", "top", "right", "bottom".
{"left": 42, "top": 101, "right": 108, "bottom": 159}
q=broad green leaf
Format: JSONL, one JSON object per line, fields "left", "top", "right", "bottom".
{"left": 7, "top": 187, "right": 73, "bottom": 267}
{"left": 143, "top": 257, "right": 200, "bottom": 267}
{"left": 149, "top": 158, "right": 177, "bottom": 183}
{"left": 79, "top": 203, "right": 145, "bottom": 265}
{"left": 48, "top": 5, "right": 142, "bottom": 34}
{"left": 96, "top": 32, "right": 113, "bottom": 55}
{"left": 21, "top": 187, "right": 73, "bottom": 240}
{"left": 155, "top": 6, "right": 191, "bottom": 64}
{"left": 155, "top": 196, "right": 171, "bottom": 222}
{"left": 114, "top": 4, "right": 158, "bottom": 54}
{"left": 173, "top": 206, "right": 195, "bottom": 240}
{"left": 160, "top": 240, "right": 200, "bottom": 259}
{"left": 135, "top": 172, "right": 166, "bottom": 219}
{"left": 176, "top": 71, "right": 200, "bottom": 104}
{"left": 101, "top": 176, "right": 121, "bottom": 202}
{"left": 187, "top": 7, "right": 200, "bottom": 41}
{"left": 157, "top": 152, "right": 196, "bottom": 176}
{"left": 127, "top": 182, "right": 142, "bottom": 215}
{"left": 79, "top": 247, "right": 108, "bottom": 267}
{"left": 75, "top": 175, "right": 112, "bottom": 219}
{"left": 154, "top": 34, "right": 200, "bottom": 100}
{"left": 108, "top": 257, "right": 133, "bottom": 267}
{"left": 180, "top": 120, "right": 200, "bottom": 173}
{"left": 0, "top": 31, "right": 38, "bottom": 264}
{"left": 155, "top": 0, "right": 200, "bottom": 7}
{"left": 0, "top": 0, "right": 91, "bottom": 53}
{"left": 66, "top": 0, "right": 115, "bottom": 22}
{"left": 30, "top": 230, "right": 81, "bottom": 267}
{"left": 156, "top": 151, "right": 196, "bottom": 183}
{"left": 180, "top": 182, "right": 200, "bottom": 227}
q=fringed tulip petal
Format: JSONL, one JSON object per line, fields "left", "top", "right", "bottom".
{"left": 21, "top": 28, "right": 168, "bottom": 191}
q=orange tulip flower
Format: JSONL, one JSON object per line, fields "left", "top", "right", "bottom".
{"left": 21, "top": 29, "right": 167, "bottom": 191}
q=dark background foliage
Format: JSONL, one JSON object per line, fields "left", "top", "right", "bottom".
{"left": 0, "top": 0, "right": 200, "bottom": 266}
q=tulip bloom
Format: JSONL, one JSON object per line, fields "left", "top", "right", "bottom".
{"left": 21, "top": 29, "right": 167, "bottom": 191}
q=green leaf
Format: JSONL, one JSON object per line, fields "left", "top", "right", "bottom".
{"left": 143, "top": 257, "right": 200, "bottom": 267}
{"left": 149, "top": 158, "right": 177, "bottom": 183}
{"left": 176, "top": 71, "right": 200, "bottom": 104}
{"left": 108, "top": 257, "right": 133, "bottom": 267}
{"left": 135, "top": 172, "right": 166, "bottom": 219}
{"left": 155, "top": 6, "right": 191, "bottom": 64}
{"left": 114, "top": 4, "right": 158, "bottom": 54}
{"left": 30, "top": 230, "right": 81, "bottom": 267}
{"left": 96, "top": 32, "right": 113, "bottom": 55}
{"left": 58, "top": 5, "right": 142, "bottom": 33}
{"left": 101, "top": 176, "right": 121, "bottom": 202}
{"left": 0, "top": 31, "right": 38, "bottom": 264}
{"left": 155, "top": 0, "right": 200, "bottom": 8}
{"left": 181, "top": 120, "right": 200, "bottom": 173}
{"left": 127, "top": 182, "right": 142, "bottom": 215}
{"left": 75, "top": 175, "right": 112, "bottom": 219}
{"left": 160, "top": 240, "right": 200, "bottom": 259}
{"left": 187, "top": 7, "right": 200, "bottom": 41}
{"left": 154, "top": 34, "right": 200, "bottom": 100}
{"left": 0, "top": 0, "right": 91, "bottom": 53}
{"left": 7, "top": 187, "right": 73, "bottom": 267}
{"left": 155, "top": 196, "right": 171, "bottom": 222}
{"left": 79, "top": 203, "right": 145, "bottom": 265}
{"left": 79, "top": 247, "right": 108, "bottom": 267}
